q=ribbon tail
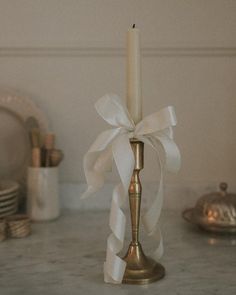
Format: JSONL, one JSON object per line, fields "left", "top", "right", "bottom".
{"left": 143, "top": 172, "right": 164, "bottom": 260}
{"left": 104, "top": 133, "right": 134, "bottom": 283}
{"left": 140, "top": 134, "right": 180, "bottom": 261}
{"left": 81, "top": 128, "right": 121, "bottom": 199}
{"left": 104, "top": 183, "right": 127, "bottom": 283}
{"left": 136, "top": 135, "right": 164, "bottom": 260}
{"left": 154, "top": 132, "right": 181, "bottom": 173}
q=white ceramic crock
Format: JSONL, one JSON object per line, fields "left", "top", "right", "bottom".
{"left": 27, "top": 167, "right": 60, "bottom": 221}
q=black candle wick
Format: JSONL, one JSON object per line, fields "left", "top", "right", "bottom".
{"left": 132, "top": 24, "right": 135, "bottom": 28}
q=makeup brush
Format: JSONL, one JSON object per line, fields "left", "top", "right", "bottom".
{"left": 29, "top": 128, "right": 41, "bottom": 148}
{"left": 50, "top": 149, "right": 64, "bottom": 167}
{"left": 43, "top": 133, "right": 55, "bottom": 167}
{"left": 31, "top": 147, "right": 41, "bottom": 167}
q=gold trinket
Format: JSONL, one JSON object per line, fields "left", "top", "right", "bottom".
{"left": 183, "top": 182, "right": 236, "bottom": 233}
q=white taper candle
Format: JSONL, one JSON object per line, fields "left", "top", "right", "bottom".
{"left": 126, "top": 24, "right": 142, "bottom": 124}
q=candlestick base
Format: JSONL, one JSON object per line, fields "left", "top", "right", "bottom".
{"left": 122, "top": 242, "right": 165, "bottom": 285}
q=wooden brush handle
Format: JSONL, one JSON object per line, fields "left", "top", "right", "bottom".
{"left": 44, "top": 133, "right": 55, "bottom": 150}
{"left": 29, "top": 128, "right": 41, "bottom": 148}
{"left": 43, "top": 133, "right": 56, "bottom": 167}
{"left": 31, "top": 148, "right": 41, "bottom": 167}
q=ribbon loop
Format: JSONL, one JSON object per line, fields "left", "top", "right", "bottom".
{"left": 134, "top": 106, "right": 177, "bottom": 135}
{"left": 95, "top": 93, "right": 134, "bottom": 130}
{"left": 82, "top": 94, "right": 181, "bottom": 284}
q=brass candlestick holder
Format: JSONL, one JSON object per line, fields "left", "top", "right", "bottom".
{"left": 122, "top": 139, "right": 165, "bottom": 285}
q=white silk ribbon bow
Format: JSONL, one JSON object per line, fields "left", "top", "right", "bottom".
{"left": 82, "top": 93, "right": 181, "bottom": 284}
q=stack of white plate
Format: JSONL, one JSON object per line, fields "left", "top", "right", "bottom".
{"left": 0, "top": 181, "right": 19, "bottom": 217}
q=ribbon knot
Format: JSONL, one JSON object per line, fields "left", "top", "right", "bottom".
{"left": 82, "top": 93, "right": 181, "bottom": 284}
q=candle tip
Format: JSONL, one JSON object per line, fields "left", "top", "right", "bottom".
{"left": 132, "top": 24, "right": 135, "bottom": 28}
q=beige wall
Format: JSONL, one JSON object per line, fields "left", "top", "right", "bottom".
{"left": 0, "top": 0, "right": 236, "bottom": 189}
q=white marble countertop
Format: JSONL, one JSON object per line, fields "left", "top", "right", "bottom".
{"left": 0, "top": 210, "right": 235, "bottom": 295}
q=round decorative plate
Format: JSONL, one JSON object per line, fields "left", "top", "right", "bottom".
{"left": 0, "top": 209, "right": 17, "bottom": 218}
{"left": 0, "top": 180, "right": 19, "bottom": 196}
{"left": 0, "top": 198, "right": 17, "bottom": 207}
{"left": 0, "top": 203, "right": 17, "bottom": 213}
{"left": 182, "top": 208, "right": 236, "bottom": 234}
{"left": 0, "top": 193, "right": 18, "bottom": 202}
{"left": 0, "top": 88, "right": 48, "bottom": 204}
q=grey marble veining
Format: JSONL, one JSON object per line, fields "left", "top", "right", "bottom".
{"left": 0, "top": 210, "right": 235, "bottom": 295}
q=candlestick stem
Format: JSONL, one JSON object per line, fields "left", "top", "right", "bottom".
{"left": 129, "top": 144, "right": 142, "bottom": 245}
{"left": 122, "top": 139, "right": 165, "bottom": 285}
